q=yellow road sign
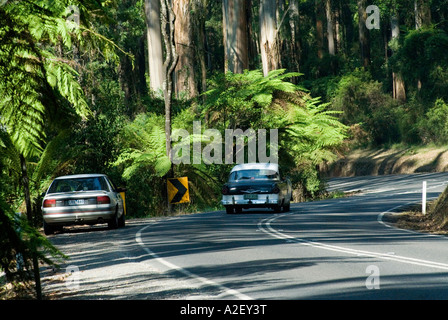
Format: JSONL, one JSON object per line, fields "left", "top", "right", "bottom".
{"left": 167, "top": 177, "right": 190, "bottom": 204}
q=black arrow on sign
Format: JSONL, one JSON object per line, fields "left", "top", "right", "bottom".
{"left": 169, "top": 179, "right": 187, "bottom": 203}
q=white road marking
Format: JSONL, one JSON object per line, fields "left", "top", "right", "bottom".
{"left": 258, "top": 205, "right": 448, "bottom": 271}
{"left": 135, "top": 223, "right": 253, "bottom": 300}
{"left": 133, "top": 177, "right": 448, "bottom": 299}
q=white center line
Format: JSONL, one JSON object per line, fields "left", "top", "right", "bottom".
{"left": 135, "top": 223, "right": 253, "bottom": 300}
{"left": 258, "top": 209, "right": 448, "bottom": 271}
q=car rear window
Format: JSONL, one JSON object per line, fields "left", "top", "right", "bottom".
{"left": 229, "top": 169, "right": 279, "bottom": 181}
{"left": 48, "top": 177, "right": 109, "bottom": 193}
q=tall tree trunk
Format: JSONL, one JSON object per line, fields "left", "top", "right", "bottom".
{"left": 414, "top": 0, "right": 431, "bottom": 29}
{"left": 391, "top": 15, "right": 406, "bottom": 102}
{"left": 357, "top": 0, "right": 370, "bottom": 68}
{"left": 160, "top": 0, "right": 177, "bottom": 214}
{"left": 414, "top": 0, "right": 430, "bottom": 91}
{"left": 173, "top": 0, "right": 198, "bottom": 99}
{"left": 326, "top": 0, "right": 335, "bottom": 55}
{"left": 315, "top": 0, "right": 325, "bottom": 59}
{"left": 260, "top": 0, "right": 279, "bottom": 76}
{"left": 288, "top": 0, "right": 301, "bottom": 73}
{"left": 223, "top": 0, "right": 249, "bottom": 74}
{"left": 160, "top": 0, "right": 177, "bottom": 160}
{"left": 144, "top": 0, "right": 164, "bottom": 95}
{"left": 334, "top": 1, "right": 341, "bottom": 54}
{"left": 192, "top": 0, "right": 208, "bottom": 96}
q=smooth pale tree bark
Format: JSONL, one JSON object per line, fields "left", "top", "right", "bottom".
{"left": 223, "top": 0, "right": 249, "bottom": 74}
{"left": 173, "top": 0, "right": 198, "bottom": 99}
{"left": 260, "top": 0, "right": 279, "bottom": 76}
{"left": 144, "top": 0, "right": 164, "bottom": 95}
{"left": 326, "top": 0, "right": 335, "bottom": 55}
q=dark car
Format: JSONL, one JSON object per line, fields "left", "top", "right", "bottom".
{"left": 221, "top": 163, "right": 292, "bottom": 214}
{"left": 41, "top": 174, "right": 126, "bottom": 235}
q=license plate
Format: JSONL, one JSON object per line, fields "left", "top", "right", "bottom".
{"left": 243, "top": 194, "right": 258, "bottom": 200}
{"left": 68, "top": 199, "right": 85, "bottom": 205}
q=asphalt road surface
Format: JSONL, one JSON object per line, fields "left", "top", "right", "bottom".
{"left": 42, "top": 172, "right": 448, "bottom": 300}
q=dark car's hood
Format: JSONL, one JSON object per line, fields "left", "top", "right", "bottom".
{"left": 224, "top": 180, "right": 279, "bottom": 194}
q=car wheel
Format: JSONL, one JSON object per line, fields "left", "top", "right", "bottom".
{"left": 108, "top": 208, "right": 119, "bottom": 229}
{"left": 225, "top": 206, "right": 234, "bottom": 214}
{"left": 118, "top": 208, "right": 126, "bottom": 228}
{"left": 273, "top": 203, "right": 282, "bottom": 213}
{"left": 43, "top": 221, "right": 54, "bottom": 235}
{"left": 235, "top": 207, "right": 242, "bottom": 213}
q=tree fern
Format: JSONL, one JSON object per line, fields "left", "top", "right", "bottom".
{"left": 202, "top": 69, "right": 347, "bottom": 197}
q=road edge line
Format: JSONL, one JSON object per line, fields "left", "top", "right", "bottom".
{"left": 135, "top": 223, "right": 253, "bottom": 300}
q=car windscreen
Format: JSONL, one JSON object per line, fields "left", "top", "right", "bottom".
{"left": 228, "top": 169, "right": 279, "bottom": 181}
{"left": 47, "top": 177, "right": 110, "bottom": 193}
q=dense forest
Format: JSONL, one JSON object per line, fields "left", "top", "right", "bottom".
{"left": 2, "top": 0, "right": 448, "bottom": 297}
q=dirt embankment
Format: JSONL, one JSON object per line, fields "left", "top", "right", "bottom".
{"left": 326, "top": 146, "right": 448, "bottom": 177}
{"left": 327, "top": 146, "right": 448, "bottom": 236}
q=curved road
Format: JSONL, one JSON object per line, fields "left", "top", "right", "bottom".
{"left": 44, "top": 173, "right": 448, "bottom": 300}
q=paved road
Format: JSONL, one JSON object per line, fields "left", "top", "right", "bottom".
{"left": 43, "top": 172, "right": 448, "bottom": 300}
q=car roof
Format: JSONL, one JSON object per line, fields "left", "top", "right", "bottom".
{"left": 53, "top": 174, "right": 108, "bottom": 180}
{"left": 230, "top": 163, "right": 279, "bottom": 172}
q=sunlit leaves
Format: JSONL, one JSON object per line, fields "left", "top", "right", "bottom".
{"left": 0, "top": 0, "right": 91, "bottom": 158}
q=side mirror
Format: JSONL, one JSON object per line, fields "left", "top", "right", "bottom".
{"left": 116, "top": 187, "right": 127, "bottom": 193}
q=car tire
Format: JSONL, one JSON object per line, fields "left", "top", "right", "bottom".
{"left": 118, "top": 209, "right": 126, "bottom": 227}
{"left": 273, "top": 203, "right": 282, "bottom": 213}
{"left": 235, "top": 207, "right": 242, "bottom": 213}
{"left": 283, "top": 202, "right": 290, "bottom": 212}
{"left": 108, "top": 208, "right": 119, "bottom": 229}
{"left": 225, "top": 206, "right": 234, "bottom": 214}
{"left": 43, "top": 221, "right": 54, "bottom": 235}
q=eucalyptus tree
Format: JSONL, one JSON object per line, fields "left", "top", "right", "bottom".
{"left": 222, "top": 0, "right": 250, "bottom": 74}
{"left": 144, "top": 0, "right": 164, "bottom": 95}
{"left": 260, "top": 0, "right": 279, "bottom": 76}
{"left": 173, "top": 0, "right": 198, "bottom": 99}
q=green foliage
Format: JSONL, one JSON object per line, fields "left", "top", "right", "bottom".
{"left": 202, "top": 69, "right": 347, "bottom": 197}
{"left": 331, "top": 70, "right": 401, "bottom": 146}
{"left": 203, "top": 69, "right": 303, "bottom": 130}
{"left": 419, "top": 99, "right": 448, "bottom": 144}
{"left": 0, "top": 0, "right": 91, "bottom": 158}
{"left": 112, "top": 113, "right": 170, "bottom": 216}
{"left": 114, "top": 113, "right": 171, "bottom": 179}
{"left": 391, "top": 28, "right": 448, "bottom": 101}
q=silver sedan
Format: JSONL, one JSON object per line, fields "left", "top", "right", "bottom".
{"left": 41, "top": 174, "right": 126, "bottom": 235}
